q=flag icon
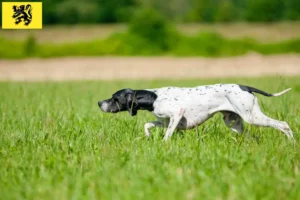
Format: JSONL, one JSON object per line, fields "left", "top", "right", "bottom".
{"left": 2, "top": 2, "right": 42, "bottom": 29}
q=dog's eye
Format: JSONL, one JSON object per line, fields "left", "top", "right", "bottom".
{"left": 113, "top": 98, "right": 118, "bottom": 102}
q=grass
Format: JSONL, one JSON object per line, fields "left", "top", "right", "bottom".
{"left": 1, "top": 76, "right": 300, "bottom": 199}
{"left": 1, "top": 22, "right": 300, "bottom": 43}
{"left": 1, "top": 32, "right": 300, "bottom": 59}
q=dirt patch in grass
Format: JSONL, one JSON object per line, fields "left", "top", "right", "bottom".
{"left": 0, "top": 53, "right": 300, "bottom": 81}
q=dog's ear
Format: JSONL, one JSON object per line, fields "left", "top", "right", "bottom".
{"left": 125, "top": 91, "right": 138, "bottom": 116}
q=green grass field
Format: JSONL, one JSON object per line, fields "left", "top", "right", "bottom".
{"left": 1, "top": 32, "right": 300, "bottom": 59}
{"left": 1, "top": 77, "right": 300, "bottom": 199}
{"left": 1, "top": 23, "right": 300, "bottom": 43}
{"left": 1, "top": 23, "right": 300, "bottom": 59}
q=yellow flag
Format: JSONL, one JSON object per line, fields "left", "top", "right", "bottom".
{"left": 2, "top": 2, "right": 42, "bottom": 29}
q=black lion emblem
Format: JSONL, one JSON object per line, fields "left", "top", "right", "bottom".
{"left": 12, "top": 4, "right": 32, "bottom": 26}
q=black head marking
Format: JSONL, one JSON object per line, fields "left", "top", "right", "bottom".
{"left": 98, "top": 88, "right": 157, "bottom": 116}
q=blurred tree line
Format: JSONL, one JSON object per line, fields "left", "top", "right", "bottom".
{"left": 0, "top": 0, "right": 300, "bottom": 25}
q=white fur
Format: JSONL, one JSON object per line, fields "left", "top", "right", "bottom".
{"left": 145, "top": 84, "right": 293, "bottom": 141}
{"left": 100, "top": 102, "right": 109, "bottom": 112}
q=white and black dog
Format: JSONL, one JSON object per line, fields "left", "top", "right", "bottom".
{"left": 98, "top": 84, "right": 293, "bottom": 141}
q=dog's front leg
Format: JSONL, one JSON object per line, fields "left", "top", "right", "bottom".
{"left": 163, "top": 108, "right": 186, "bottom": 141}
{"left": 144, "top": 121, "right": 164, "bottom": 137}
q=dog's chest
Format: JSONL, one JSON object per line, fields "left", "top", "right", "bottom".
{"left": 152, "top": 88, "right": 216, "bottom": 117}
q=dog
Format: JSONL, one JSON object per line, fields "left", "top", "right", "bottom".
{"left": 98, "top": 84, "right": 293, "bottom": 141}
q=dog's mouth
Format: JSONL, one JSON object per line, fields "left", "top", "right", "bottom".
{"left": 103, "top": 108, "right": 119, "bottom": 113}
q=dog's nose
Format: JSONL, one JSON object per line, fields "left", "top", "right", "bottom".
{"left": 98, "top": 101, "right": 103, "bottom": 107}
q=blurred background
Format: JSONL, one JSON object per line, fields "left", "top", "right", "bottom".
{"left": 0, "top": 0, "right": 300, "bottom": 80}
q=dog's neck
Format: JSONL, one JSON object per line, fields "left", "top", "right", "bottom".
{"left": 134, "top": 90, "right": 158, "bottom": 112}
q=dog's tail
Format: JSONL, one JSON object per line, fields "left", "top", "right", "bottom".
{"left": 239, "top": 85, "right": 291, "bottom": 97}
{"left": 272, "top": 88, "right": 292, "bottom": 96}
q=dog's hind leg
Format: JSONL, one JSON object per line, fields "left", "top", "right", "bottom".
{"left": 235, "top": 98, "right": 294, "bottom": 139}
{"left": 222, "top": 111, "right": 244, "bottom": 133}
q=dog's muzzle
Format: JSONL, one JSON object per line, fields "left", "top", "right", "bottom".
{"left": 98, "top": 100, "right": 109, "bottom": 112}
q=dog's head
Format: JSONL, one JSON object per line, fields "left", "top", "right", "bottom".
{"left": 98, "top": 88, "right": 139, "bottom": 116}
